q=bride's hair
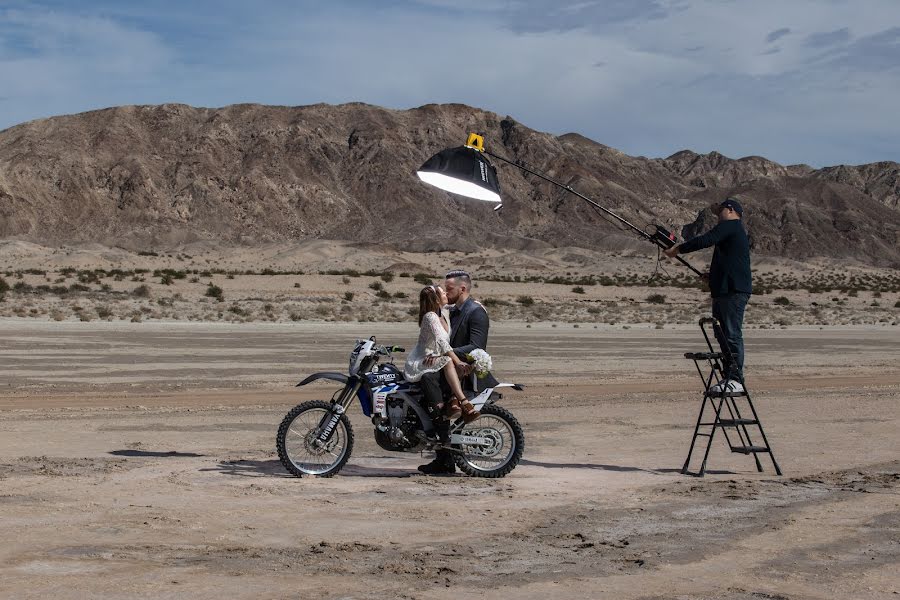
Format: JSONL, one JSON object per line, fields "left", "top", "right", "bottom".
{"left": 418, "top": 285, "right": 441, "bottom": 326}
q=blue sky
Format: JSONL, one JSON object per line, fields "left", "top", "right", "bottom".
{"left": 1, "top": 0, "right": 898, "bottom": 167}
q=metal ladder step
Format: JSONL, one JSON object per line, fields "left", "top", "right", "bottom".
{"left": 711, "top": 418, "right": 759, "bottom": 427}
{"left": 684, "top": 351, "right": 723, "bottom": 360}
{"left": 704, "top": 390, "right": 748, "bottom": 398}
{"left": 730, "top": 445, "right": 770, "bottom": 454}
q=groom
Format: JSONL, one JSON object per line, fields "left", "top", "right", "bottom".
{"left": 418, "top": 269, "right": 498, "bottom": 475}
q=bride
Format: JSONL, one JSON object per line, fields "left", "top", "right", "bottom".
{"left": 403, "top": 285, "right": 478, "bottom": 422}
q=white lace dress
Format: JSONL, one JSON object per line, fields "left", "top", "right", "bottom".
{"left": 403, "top": 309, "right": 453, "bottom": 382}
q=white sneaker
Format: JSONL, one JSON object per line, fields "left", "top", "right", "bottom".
{"left": 709, "top": 380, "right": 744, "bottom": 394}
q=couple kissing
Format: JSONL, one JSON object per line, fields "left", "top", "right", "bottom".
{"left": 402, "top": 269, "right": 498, "bottom": 475}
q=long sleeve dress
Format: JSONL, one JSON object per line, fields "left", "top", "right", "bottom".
{"left": 403, "top": 309, "right": 453, "bottom": 382}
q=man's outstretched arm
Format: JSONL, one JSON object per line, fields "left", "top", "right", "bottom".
{"left": 676, "top": 221, "right": 729, "bottom": 254}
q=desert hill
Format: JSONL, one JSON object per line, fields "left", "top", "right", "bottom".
{"left": 0, "top": 102, "right": 898, "bottom": 265}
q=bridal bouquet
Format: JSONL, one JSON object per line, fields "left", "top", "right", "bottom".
{"left": 466, "top": 349, "right": 493, "bottom": 379}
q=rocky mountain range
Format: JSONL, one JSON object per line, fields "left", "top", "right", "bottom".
{"left": 0, "top": 102, "right": 898, "bottom": 265}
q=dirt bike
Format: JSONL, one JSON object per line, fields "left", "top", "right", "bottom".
{"left": 276, "top": 337, "right": 525, "bottom": 478}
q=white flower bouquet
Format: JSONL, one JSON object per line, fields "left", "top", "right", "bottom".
{"left": 466, "top": 349, "right": 493, "bottom": 379}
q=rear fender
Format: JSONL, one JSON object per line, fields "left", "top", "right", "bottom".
{"left": 470, "top": 383, "right": 523, "bottom": 410}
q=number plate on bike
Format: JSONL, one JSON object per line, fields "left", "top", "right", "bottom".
{"left": 451, "top": 434, "right": 491, "bottom": 446}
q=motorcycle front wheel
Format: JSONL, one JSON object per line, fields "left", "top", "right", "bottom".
{"left": 453, "top": 404, "right": 524, "bottom": 478}
{"left": 276, "top": 401, "right": 354, "bottom": 477}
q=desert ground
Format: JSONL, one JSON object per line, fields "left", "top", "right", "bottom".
{"left": 0, "top": 318, "right": 898, "bottom": 600}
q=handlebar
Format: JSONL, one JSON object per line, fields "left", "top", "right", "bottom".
{"left": 377, "top": 345, "right": 405, "bottom": 355}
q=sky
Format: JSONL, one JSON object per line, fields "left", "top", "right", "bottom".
{"left": 0, "top": 0, "right": 898, "bottom": 167}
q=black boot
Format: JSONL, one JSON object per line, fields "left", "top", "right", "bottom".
{"left": 418, "top": 420, "right": 456, "bottom": 475}
{"left": 417, "top": 453, "right": 456, "bottom": 475}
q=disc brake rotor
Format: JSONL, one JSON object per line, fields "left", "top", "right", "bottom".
{"left": 303, "top": 429, "right": 339, "bottom": 456}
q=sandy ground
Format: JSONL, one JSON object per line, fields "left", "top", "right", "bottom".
{"left": 0, "top": 321, "right": 898, "bottom": 599}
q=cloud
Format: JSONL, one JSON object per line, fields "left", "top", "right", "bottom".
{"left": 0, "top": 0, "right": 899, "bottom": 168}
{"left": 811, "top": 26, "right": 900, "bottom": 71}
{"left": 804, "top": 27, "right": 851, "bottom": 48}
{"left": 765, "top": 27, "right": 791, "bottom": 43}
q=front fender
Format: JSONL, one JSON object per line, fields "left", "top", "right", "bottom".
{"left": 296, "top": 372, "right": 349, "bottom": 387}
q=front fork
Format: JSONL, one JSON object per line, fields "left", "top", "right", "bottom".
{"left": 314, "top": 380, "right": 360, "bottom": 445}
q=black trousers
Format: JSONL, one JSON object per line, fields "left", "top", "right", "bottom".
{"left": 419, "top": 371, "right": 453, "bottom": 462}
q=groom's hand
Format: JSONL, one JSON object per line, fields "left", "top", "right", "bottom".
{"left": 456, "top": 363, "right": 473, "bottom": 377}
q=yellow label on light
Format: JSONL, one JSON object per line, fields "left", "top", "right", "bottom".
{"left": 465, "top": 133, "right": 485, "bottom": 152}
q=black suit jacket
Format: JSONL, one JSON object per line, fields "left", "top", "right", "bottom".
{"left": 449, "top": 297, "right": 499, "bottom": 391}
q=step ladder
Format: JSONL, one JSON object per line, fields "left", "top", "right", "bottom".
{"left": 681, "top": 317, "right": 782, "bottom": 477}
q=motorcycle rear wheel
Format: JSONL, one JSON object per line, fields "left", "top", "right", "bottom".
{"left": 453, "top": 404, "right": 524, "bottom": 478}
{"left": 276, "top": 401, "right": 354, "bottom": 478}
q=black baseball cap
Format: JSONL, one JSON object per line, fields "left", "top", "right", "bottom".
{"left": 719, "top": 198, "right": 743, "bottom": 216}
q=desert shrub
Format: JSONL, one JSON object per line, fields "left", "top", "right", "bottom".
{"left": 380, "top": 273, "right": 395, "bottom": 283}
{"left": 228, "top": 304, "right": 247, "bottom": 316}
{"left": 516, "top": 295, "right": 535, "bottom": 306}
{"left": 413, "top": 273, "right": 432, "bottom": 285}
{"left": 375, "top": 289, "right": 391, "bottom": 300}
{"left": 314, "top": 305, "right": 331, "bottom": 317}
{"left": 572, "top": 286, "right": 586, "bottom": 294}
{"left": 341, "top": 277, "right": 350, "bottom": 285}
{"left": 78, "top": 270, "right": 102, "bottom": 284}
{"left": 344, "top": 291, "right": 355, "bottom": 301}
{"left": 160, "top": 273, "right": 174, "bottom": 285}
{"left": 96, "top": 305, "right": 113, "bottom": 319}
{"left": 773, "top": 296, "right": 790, "bottom": 306}
{"left": 264, "top": 303, "right": 275, "bottom": 313}
{"left": 137, "top": 250, "right": 159, "bottom": 257}
{"left": 392, "top": 291, "right": 408, "bottom": 299}
{"left": 0, "top": 277, "right": 8, "bottom": 295}
{"left": 895, "top": 300, "right": 900, "bottom": 308}
{"left": 261, "top": 268, "right": 277, "bottom": 275}
{"left": 369, "top": 281, "right": 383, "bottom": 291}
{"left": 206, "top": 283, "right": 224, "bottom": 301}
{"left": 645, "top": 293, "right": 666, "bottom": 304}
{"left": 483, "top": 297, "right": 510, "bottom": 307}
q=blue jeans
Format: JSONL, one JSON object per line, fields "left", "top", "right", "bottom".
{"left": 712, "top": 293, "right": 750, "bottom": 382}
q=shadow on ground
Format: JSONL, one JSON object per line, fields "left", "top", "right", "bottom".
{"left": 200, "top": 458, "right": 420, "bottom": 478}
{"left": 520, "top": 458, "right": 735, "bottom": 476}
{"left": 109, "top": 449, "right": 205, "bottom": 458}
